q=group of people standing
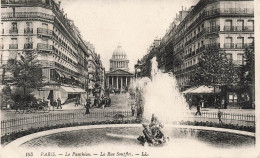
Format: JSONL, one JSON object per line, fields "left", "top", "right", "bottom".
{"left": 49, "top": 97, "right": 62, "bottom": 110}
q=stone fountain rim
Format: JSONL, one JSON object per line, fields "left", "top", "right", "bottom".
{"left": 4, "top": 124, "right": 255, "bottom": 150}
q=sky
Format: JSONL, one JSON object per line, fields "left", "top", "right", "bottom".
{"left": 59, "top": 0, "right": 199, "bottom": 71}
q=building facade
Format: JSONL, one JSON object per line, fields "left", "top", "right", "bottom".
{"left": 106, "top": 45, "right": 134, "bottom": 91}
{"left": 137, "top": 0, "right": 254, "bottom": 108}
{"left": 0, "top": 0, "right": 104, "bottom": 105}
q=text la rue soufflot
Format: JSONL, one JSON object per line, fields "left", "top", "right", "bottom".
{"left": 38, "top": 151, "right": 149, "bottom": 157}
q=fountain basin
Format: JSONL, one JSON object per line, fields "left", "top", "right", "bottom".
{"left": 2, "top": 124, "right": 256, "bottom": 158}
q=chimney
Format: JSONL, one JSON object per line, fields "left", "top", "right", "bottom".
{"left": 58, "top": 1, "right": 61, "bottom": 8}
{"left": 182, "top": 6, "right": 183, "bottom": 11}
{"left": 65, "top": 13, "right": 67, "bottom": 18}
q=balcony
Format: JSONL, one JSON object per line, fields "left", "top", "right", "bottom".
{"left": 206, "top": 26, "right": 220, "bottom": 33}
{"left": 221, "top": 8, "right": 254, "bottom": 15}
{"left": 24, "top": 43, "right": 33, "bottom": 49}
{"left": 24, "top": 28, "right": 33, "bottom": 34}
{"left": 38, "top": 60, "right": 55, "bottom": 67}
{"left": 224, "top": 43, "right": 234, "bottom": 49}
{"left": 223, "top": 26, "right": 235, "bottom": 32}
{"left": 244, "top": 26, "right": 254, "bottom": 32}
{"left": 235, "top": 43, "right": 245, "bottom": 49}
{"left": 37, "top": 28, "right": 53, "bottom": 37}
{"left": 37, "top": 43, "right": 53, "bottom": 51}
{"left": 9, "top": 44, "right": 18, "bottom": 49}
{"left": 9, "top": 28, "right": 18, "bottom": 34}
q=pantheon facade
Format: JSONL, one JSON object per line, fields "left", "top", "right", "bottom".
{"left": 106, "top": 45, "right": 134, "bottom": 90}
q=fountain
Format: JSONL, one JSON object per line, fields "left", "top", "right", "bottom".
{"left": 135, "top": 57, "right": 190, "bottom": 123}
{"left": 3, "top": 58, "right": 256, "bottom": 158}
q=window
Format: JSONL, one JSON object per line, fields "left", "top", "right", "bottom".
{"left": 225, "top": 20, "right": 232, "bottom": 31}
{"left": 42, "top": 23, "right": 48, "bottom": 29}
{"left": 237, "top": 20, "right": 244, "bottom": 31}
{"left": 247, "top": 20, "right": 254, "bottom": 31}
{"left": 12, "top": 22, "right": 17, "bottom": 30}
{"left": 225, "top": 37, "right": 232, "bottom": 43}
{"left": 11, "top": 38, "right": 17, "bottom": 44}
{"left": 1, "top": 23, "right": 3, "bottom": 34}
{"left": 236, "top": 37, "right": 244, "bottom": 48}
{"left": 237, "top": 54, "right": 244, "bottom": 65}
{"left": 26, "top": 22, "right": 32, "bottom": 28}
{"left": 248, "top": 37, "right": 254, "bottom": 44}
{"left": 1, "top": 38, "right": 3, "bottom": 49}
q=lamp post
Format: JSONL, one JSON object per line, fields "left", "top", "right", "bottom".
{"left": 134, "top": 59, "right": 143, "bottom": 79}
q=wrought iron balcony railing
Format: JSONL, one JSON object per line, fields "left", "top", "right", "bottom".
{"left": 9, "top": 29, "right": 18, "bottom": 34}
{"left": 9, "top": 44, "right": 18, "bottom": 49}
{"left": 37, "top": 28, "right": 53, "bottom": 37}
{"left": 223, "top": 26, "right": 235, "bottom": 32}
{"left": 24, "top": 43, "right": 33, "bottom": 49}
{"left": 224, "top": 43, "right": 234, "bottom": 49}
{"left": 24, "top": 28, "right": 33, "bottom": 34}
{"left": 235, "top": 43, "right": 245, "bottom": 49}
{"left": 37, "top": 43, "right": 53, "bottom": 51}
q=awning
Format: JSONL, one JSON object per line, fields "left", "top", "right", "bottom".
{"left": 73, "top": 87, "right": 86, "bottom": 93}
{"left": 181, "top": 87, "right": 197, "bottom": 94}
{"left": 184, "top": 85, "right": 220, "bottom": 94}
{"left": 55, "top": 70, "right": 64, "bottom": 77}
{"left": 61, "top": 86, "right": 76, "bottom": 93}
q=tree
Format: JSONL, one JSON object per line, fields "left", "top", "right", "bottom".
{"left": 190, "top": 47, "right": 239, "bottom": 108}
{"left": 240, "top": 42, "right": 255, "bottom": 107}
{"left": 190, "top": 47, "right": 239, "bottom": 87}
{"left": 3, "top": 50, "right": 44, "bottom": 96}
{"left": 241, "top": 42, "right": 254, "bottom": 84}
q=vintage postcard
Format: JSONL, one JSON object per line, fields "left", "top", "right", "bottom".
{"left": 0, "top": 0, "right": 259, "bottom": 157}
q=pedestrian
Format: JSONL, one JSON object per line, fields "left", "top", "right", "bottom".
{"left": 188, "top": 98, "right": 192, "bottom": 110}
{"left": 195, "top": 102, "right": 201, "bottom": 116}
{"left": 218, "top": 107, "right": 223, "bottom": 124}
{"left": 131, "top": 104, "right": 136, "bottom": 116}
{"left": 57, "top": 97, "right": 62, "bottom": 109}
{"left": 93, "top": 97, "right": 97, "bottom": 107}
{"left": 75, "top": 97, "right": 79, "bottom": 107}
{"left": 85, "top": 99, "right": 91, "bottom": 115}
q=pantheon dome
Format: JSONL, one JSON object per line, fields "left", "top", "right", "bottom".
{"left": 110, "top": 45, "right": 129, "bottom": 71}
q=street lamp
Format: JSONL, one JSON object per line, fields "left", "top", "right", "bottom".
{"left": 135, "top": 59, "right": 143, "bottom": 79}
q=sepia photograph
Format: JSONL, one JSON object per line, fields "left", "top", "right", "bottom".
{"left": 0, "top": 0, "right": 258, "bottom": 157}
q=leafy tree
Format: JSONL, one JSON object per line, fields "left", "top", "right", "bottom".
{"left": 241, "top": 42, "right": 254, "bottom": 84}
{"left": 3, "top": 50, "right": 44, "bottom": 96}
{"left": 240, "top": 42, "right": 255, "bottom": 107}
{"left": 190, "top": 47, "right": 239, "bottom": 87}
{"left": 189, "top": 47, "right": 240, "bottom": 108}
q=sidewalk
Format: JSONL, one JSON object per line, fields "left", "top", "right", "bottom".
{"left": 189, "top": 107, "right": 255, "bottom": 115}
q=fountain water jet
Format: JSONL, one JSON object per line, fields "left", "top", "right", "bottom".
{"left": 132, "top": 57, "right": 191, "bottom": 124}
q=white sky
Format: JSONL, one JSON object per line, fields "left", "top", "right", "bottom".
{"left": 60, "top": 0, "right": 199, "bottom": 71}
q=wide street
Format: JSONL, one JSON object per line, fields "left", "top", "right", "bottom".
{"left": 1, "top": 93, "right": 254, "bottom": 121}
{"left": 1, "top": 93, "right": 133, "bottom": 120}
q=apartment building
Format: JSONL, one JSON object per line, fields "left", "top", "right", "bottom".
{"left": 137, "top": 0, "right": 254, "bottom": 108}
{"left": 0, "top": 0, "right": 104, "bottom": 104}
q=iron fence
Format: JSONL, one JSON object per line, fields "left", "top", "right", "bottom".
{"left": 1, "top": 111, "right": 255, "bottom": 136}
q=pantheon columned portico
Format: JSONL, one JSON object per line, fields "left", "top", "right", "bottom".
{"left": 106, "top": 45, "right": 134, "bottom": 90}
